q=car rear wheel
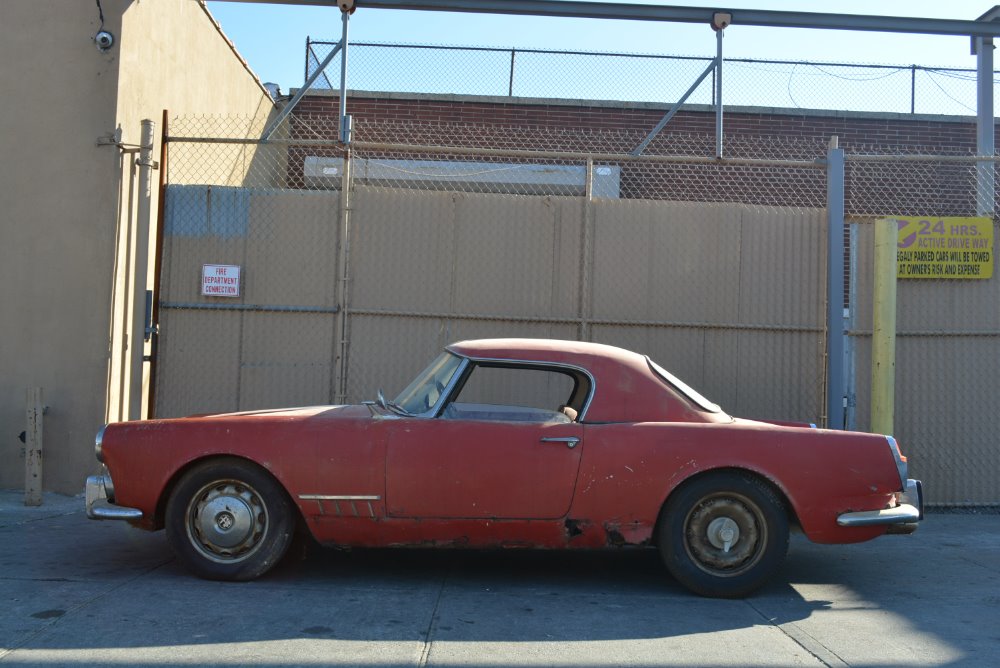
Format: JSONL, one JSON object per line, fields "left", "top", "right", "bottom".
{"left": 658, "top": 471, "right": 789, "bottom": 598}
{"left": 165, "top": 458, "right": 295, "bottom": 581}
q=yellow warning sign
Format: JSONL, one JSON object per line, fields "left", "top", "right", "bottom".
{"left": 891, "top": 216, "right": 994, "bottom": 279}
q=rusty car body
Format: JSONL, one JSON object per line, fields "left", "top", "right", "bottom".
{"left": 86, "top": 339, "right": 922, "bottom": 597}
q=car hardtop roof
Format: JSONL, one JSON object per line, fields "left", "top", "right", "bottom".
{"left": 446, "top": 338, "right": 646, "bottom": 367}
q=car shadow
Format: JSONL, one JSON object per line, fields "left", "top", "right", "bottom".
{"left": 6, "top": 513, "right": 995, "bottom": 667}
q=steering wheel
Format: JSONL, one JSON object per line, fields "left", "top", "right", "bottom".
{"left": 424, "top": 380, "right": 446, "bottom": 411}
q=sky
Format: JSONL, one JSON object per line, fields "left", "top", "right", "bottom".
{"left": 204, "top": 0, "right": 993, "bottom": 113}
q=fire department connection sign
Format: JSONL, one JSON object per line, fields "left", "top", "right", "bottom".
{"left": 202, "top": 264, "right": 241, "bottom": 297}
{"left": 892, "top": 216, "right": 994, "bottom": 279}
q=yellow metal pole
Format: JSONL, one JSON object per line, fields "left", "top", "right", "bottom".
{"left": 871, "top": 218, "right": 897, "bottom": 435}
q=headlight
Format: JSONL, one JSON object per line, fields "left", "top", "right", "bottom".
{"left": 95, "top": 424, "right": 107, "bottom": 463}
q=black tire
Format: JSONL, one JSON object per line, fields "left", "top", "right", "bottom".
{"left": 165, "top": 458, "right": 295, "bottom": 581}
{"left": 658, "top": 471, "right": 789, "bottom": 598}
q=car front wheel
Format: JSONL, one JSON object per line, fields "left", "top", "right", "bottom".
{"left": 165, "top": 458, "right": 295, "bottom": 581}
{"left": 659, "top": 471, "right": 789, "bottom": 598}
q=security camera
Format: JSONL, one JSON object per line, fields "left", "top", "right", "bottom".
{"left": 338, "top": 0, "right": 356, "bottom": 13}
{"left": 94, "top": 30, "right": 115, "bottom": 51}
{"left": 711, "top": 12, "right": 732, "bottom": 31}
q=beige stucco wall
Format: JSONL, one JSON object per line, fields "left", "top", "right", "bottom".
{"left": 0, "top": 0, "right": 273, "bottom": 494}
{"left": 0, "top": 0, "right": 126, "bottom": 494}
{"left": 106, "top": 0, "right": 274, "bottom": 428}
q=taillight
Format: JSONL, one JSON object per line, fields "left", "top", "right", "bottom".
{"left": 886, "top": 436, "right": 908, "bottom": 488}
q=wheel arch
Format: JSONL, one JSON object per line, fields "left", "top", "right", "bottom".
{"left": 153, "top": 454, "right": 307, "bottom": 535}
{"left": 651, "top": 466, "right": 801, "bottom": 547}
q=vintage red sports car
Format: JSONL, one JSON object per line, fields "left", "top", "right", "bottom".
{"left": 85, "top": 338, "right": 922, "bottom": 597}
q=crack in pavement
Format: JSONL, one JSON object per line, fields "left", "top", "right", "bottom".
{"left": 745, "top": 598, "right": 849, "bottom": 668}
{"left": 417, "top": 569, "right": 449, "bottom": 668}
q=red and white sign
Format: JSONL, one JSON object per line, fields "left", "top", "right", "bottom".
{"left": 202, "top": 264, "right": 241, "bottom": 297}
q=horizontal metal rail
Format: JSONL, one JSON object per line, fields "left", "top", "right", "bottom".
{"left": 847, "top": 330, "right": 1000, "bottom": 337}
{"left": 348, "top": 307, "right": 823, "bottom": 333}
{"left": 161, "top": 302, "right": 340, "bottom": 314}
{"left": 352, "top": 142, "right": 825, "bottom": 168}
{"left": 322, "top": 41, "right": 1000, "bottom": 74}
{"left": 218, "top": 0, "right": 1000, "bottom": 38}
{"left": 163, "top": 135, "right": 825, "bottom": 167}
{"left": 847, "top": 154, "right": 1000, "bottom": 163}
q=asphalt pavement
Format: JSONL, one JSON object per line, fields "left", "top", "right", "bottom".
{"left": 1, "top": 490, "right": 998, "bottom": 667}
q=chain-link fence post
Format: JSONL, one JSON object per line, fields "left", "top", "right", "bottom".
{"left": 334, "top": 148, "right": 353, "bottom": 405}
{"left": 825, "top": 136, "right": 845, "bottom": 430}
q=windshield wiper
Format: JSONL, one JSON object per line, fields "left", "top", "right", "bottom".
{"left": 385, "top": 398, "right": 415, "bottom": 417}
{"left": 376, "top": 389, "right": 415, "bottom": 417}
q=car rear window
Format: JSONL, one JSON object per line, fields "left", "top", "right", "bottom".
{"left": 646, "top": 357, "right": 723, "bottom": 414}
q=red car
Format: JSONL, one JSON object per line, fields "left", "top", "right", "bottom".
{"left": 86, "top": 339, "right": 922, "bottom": 597}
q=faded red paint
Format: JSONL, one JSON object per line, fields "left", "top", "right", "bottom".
{"left": 101, "top": 339, "right": 902, "bottom": 549}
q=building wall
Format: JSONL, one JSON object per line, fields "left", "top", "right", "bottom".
{"left": 107, "top": 0, "right": 275, "bottom": 428}
{"left": 296, "top": 91, "right": 983, "bottom": 153}
{"left": 0, "top": 0, "right": 274, "bottom": 494}
{"left": 0, "top": 0, "right": 126, "bottom": 495}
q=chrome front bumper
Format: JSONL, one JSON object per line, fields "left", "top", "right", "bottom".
{"left": 837, "top": 479, "right": 924, "bottom": 529}
{"left": 85, "top": 474, "right": 143, "bottom": 521}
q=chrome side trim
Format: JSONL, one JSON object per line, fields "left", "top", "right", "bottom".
{"left": 445, "top": 354, "right": 597, "bottom": 422}
{"left": 298, "top": 495, "right": 380, "bottom": 518}
{"left": 85, "top": 474, "right": 143, "bottom": 521}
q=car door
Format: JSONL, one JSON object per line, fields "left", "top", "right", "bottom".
{"left": 385, "top": 363, "right": 585, "bottom": 519}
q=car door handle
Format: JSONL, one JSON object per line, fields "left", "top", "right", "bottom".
{"left": 540, "top": 437, "right": 579, "bottom": 449}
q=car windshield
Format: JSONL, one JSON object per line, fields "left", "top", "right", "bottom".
{"left": 647, "top": 357, "right": 724, "bottom": 414}
{"left": 393, "top": 351, "right": 465, "bottom": 415}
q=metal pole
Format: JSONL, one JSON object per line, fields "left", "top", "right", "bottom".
{"left": 339, "top": 9, "right": 352, "bottom": 143}
{"left": 335, "top": 149, "right": 353, "bottom": 404}
{"left": 871, "top": 217, "right": 897, "bottom": 436}
{"left": 976, "top": 36, "right": 995, "bottom": 216}
{"left": 910, "top": 65, "right": 916, "bottom": 114}
{"left": 715, "top": 26, "right": 724, "bottom": 159}
{"left": 632, "top": 58, "right": 716, "bottom": 156}
{"left": 305, "top": 37, "right": 312, "bottom": 85}
{"left": 129, "top": 120, "right": 156, "bottom": 421}
{"left": 262, "top": 41, "right": 343, "bottom": 141}
{"left": 578, "top": 159, "right": 594, "bottom": 341}
{"left": 509, "top": 48, "right": 516, "bottom": 96}
{"left": 825, "top": 136, "right": 845, "bottom": 430}
{"left": 215, "top": 1, "right": 1000, "bottom": 39}
{"left": 146, "top": 110, "right": 170, "bottom": 419}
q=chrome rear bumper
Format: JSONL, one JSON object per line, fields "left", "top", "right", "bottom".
{"left": 85, "top": 474, "right": 143, "bottom": 521}
{"left": 837, "top": 479, "right": 923, "bottom": 528}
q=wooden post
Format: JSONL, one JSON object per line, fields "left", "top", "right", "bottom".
{"left": 871, "top": 219, "right": 897, "bottom": 436}
{"left": 25, "top": 387, "right": 43, "bottom": 506}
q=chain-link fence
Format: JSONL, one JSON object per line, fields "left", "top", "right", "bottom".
{"left": 845, "top": 154, "right": 999, "bottom": 506}
{"left": 308, "top": 40, "right": 992, "bottom": 116}
{"left": 158, "top": 114, "right": 829, "bottom": 429}
{"left": 155, "top": 100, "right": 998, "bottom": 506}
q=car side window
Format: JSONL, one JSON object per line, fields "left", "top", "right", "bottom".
{"left": 442, "top": 364, "right": 579, "bottom": 423}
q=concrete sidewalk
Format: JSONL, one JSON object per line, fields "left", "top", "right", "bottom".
{"left": 1, "top": 490, "right": 998, "bottom": 667}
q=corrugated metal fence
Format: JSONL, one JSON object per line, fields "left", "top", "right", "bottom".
{"left": 155, "top": 115, "right": 998, "bottom": 505}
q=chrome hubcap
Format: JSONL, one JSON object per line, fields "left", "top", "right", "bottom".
{"left": 684, "top": 493, "right": 764, "bottom": 576}
{"left": 706, "top": 516, "right": 741, "bottom": 552}
{"left": 187, "top": 480, "right": 268, "bottom": 562}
